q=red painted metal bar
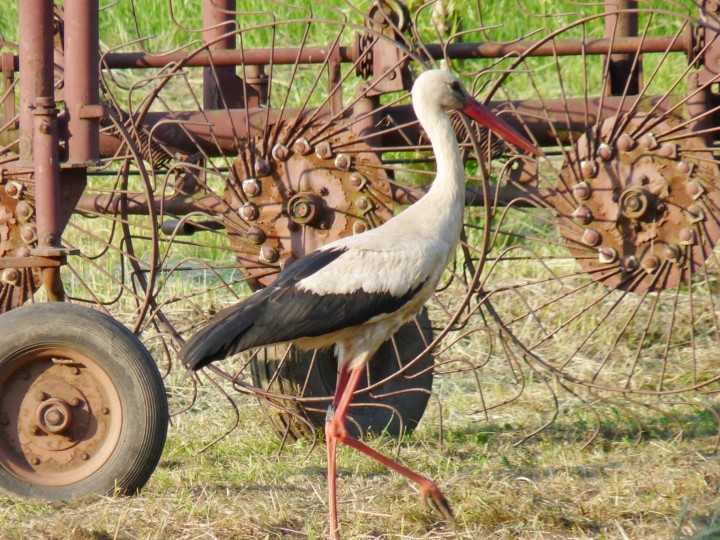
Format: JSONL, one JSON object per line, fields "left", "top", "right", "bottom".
{"left": 64, "top": 0, "right": 100, "bottom": 164}
{"left": 100, "top": 35, "right": 687, "bottom": 70}
{"left": 18, "top": 1, "right": 54, "bottom": 162}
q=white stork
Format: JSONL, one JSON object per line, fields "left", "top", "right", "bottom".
{"left": 181, "top": 69, "right": 540, "bottom": 538}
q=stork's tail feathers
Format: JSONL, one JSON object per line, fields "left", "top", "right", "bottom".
{"left": 180, "top": 290, "right": 269, "bottom": 371}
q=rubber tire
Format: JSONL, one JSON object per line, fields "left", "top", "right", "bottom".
{"left": 251, "top": 309, "right": 434, "bottom": 441}
{"left": 0, "top": 303, "right": 168, "bottom": 500}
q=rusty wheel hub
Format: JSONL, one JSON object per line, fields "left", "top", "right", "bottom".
{"left": 225, "top": 122, "right": 393, "bottom": 287}
{"left": 552, "top": 115, "right": 720, "bottom": 292}
{"left": 0, "top": 347, "right": 122, "bottom": 486}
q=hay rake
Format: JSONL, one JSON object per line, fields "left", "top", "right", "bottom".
{"left": 0, "top": 0, "right": 718, "bottom": 499}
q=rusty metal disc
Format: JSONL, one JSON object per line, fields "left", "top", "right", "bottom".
{"left": 0, "top": 346, "right": 122, "bottom": 487}
{"left": 225, "top": 121, "right": 393, "bottom": 287}
{"left": 551, "top": 115, "right": 720, "bottom": 293}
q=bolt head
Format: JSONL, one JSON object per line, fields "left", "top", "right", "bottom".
{"left": 686, "top": 204, "right": 705, "bottom": 223}
{"left": 254, "top": 158, "right": 271, "bottom": 177}
{"left": 580, "top": 228, "right": 601, "bottom": 247}
{"left": 597, "top": 143, "right": 612, "bottom": 161}
{"left": 271, "top": 144, "right": 289, "bottom": 161}
{"left": 240, "top": 202, "right": 259, "bottom": 221}
{"left": 663, "top": 244, "right": 681, "bottom": 262}
{"left": 20, "top": 225, "right": 37, "bottom": 244}
{"left": 315, "top": 142, "right": 332, "bottom": 159}
{"left": 293, "top": 138, "right": 311, "bottom": 155}
{"left": 658, "top": 142, "right": 678, "bottom": 159}
{"left": 355, "top": 197, "right": 370, "bottom": 211}
{"left": 622, "top": 256, "right": 638, "bottom": 272}
{"left": 349, "top": 173, "right": 367, "bottom": 190}
{"left": 572, "top": 181, "right": 591, "bottom": 201}
{"left": 4, "top": 181, "right": 23, "bottom": 199}
{"left": 571, "top": 205, "right": 592, "bottom": 224}
{"left": 30, "top": 457, "right": 40, "bottom": 465}
{"left": 638, "top": 132, "right": 657, "bottom": 149}
{"left": 678, "top": 227, "right": 696, "bottom": 245}
{"left": 353, "top": 222, "right": 367, "bottom": 235}
{"left": 101, "top": 407, "right": 110, "bottom": 415}
{"left": 259, "top": 245, "right": 279, "bottom": 264}
{"left": 36, "top": 391, "right": 47, "bottom": 401}
{"left": 247, "top": 227, "right": 266, "bottom": 245}
{"left": 677, "top": 161, "right": 693, "bottom": 176}
{"left": 15, "top": 201, "right": 33, "bottom": 222}
{"left": 1, "top": 268, "right": 19, "bottom": 286}
{"left": 685, "top": 181, "right": 704, "bottom": 200}
{"left": 580, "top": 160, "right": 597, "bottom": 179}
{"left": 334, "top": 153, "right": 351, "bottom": 171}
{"left": 598, "top": 246, "right": 618, "bottom": 264}
{"left": 81, "top": 453, "right": 90, "bottom": 461}
{"left": 242, "top": 178, "right": 262, "bottom": 198}
{"left": 616, "top": 133, "right": 635, "bottom": 152}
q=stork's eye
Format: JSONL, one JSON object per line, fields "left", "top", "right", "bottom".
{"left": 450, "top": 81, "right": 462, "bottom": 93}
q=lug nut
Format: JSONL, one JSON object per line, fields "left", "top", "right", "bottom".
{"left": 254, "top": 158, "right": 271, "bottom": 177}
{"left": 259, "top": 245, "right": 279, "bottom": 264}
{"left": 315, "top": 141, "right": 332, "bottom": 159}
{"left": 334, "top": 153, "right": 351, "bottom": 170}
{"left": 240, "top": 202, "right": 259, "bottom": 221}
{"left": 641, "top": 255, "right": 660, "bottom": 273}
{"left": 678, "top": 227, "right": 696, "bottom": 245}
{"left": 571, "top": 205, "right": 592, "bottom": 224}
{"left": 572, "top": 181, "right": 591, "bottom": 201}
{"left": 293, "top": 138, "right": 311, "bottom": 155}
{"left": 598, "top": 246, "right": 618, "bottom": 264}
{"left": 271, "top": 143, "right": 289, "bottom": 162}
{"left": 242, "top": 178, "right": 262, "bottom": 198}
{"left": 616, "top": 133, "right": 635, "bottom": 151}
{"left": 581, "top": 228, "right": 601, "bottom": 247}
{"left": 580, "top": 160, "right": 597, "bottom": 179}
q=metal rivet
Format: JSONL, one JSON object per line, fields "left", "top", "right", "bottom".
{"left": 1, "top": 268, "right": 19, "bottom": 286}
{"left": 685, "top": 181, "right": 704, "bottom": 200}
{"left": 658, "top": 142, "right": 677, "bottom": 159}
{"left": 70, "top": 398, "right": 81, "bottom": 407}
{"left": 663, "top": 244, "right": 680, "bottom": 261}
{"left": 242, "top": 178, "right": 262, "bottom": 198}
{"left": 677, "top": 161, "right": 693, "bottom": 176}
{"left": 353, "top": 222, "right": 367, "bottom": 235}
{"left": 350, "top": 173, "right": 367, "bottom": 190}
{"left": 4, "top": 181, "right": 23, "bottom": 199}
{"left": 15, "top": 201, "right": 33, "bottom": 222}
{"left": 36, "top": 391, "right": 47, "bottom": 401}
{"left": 20, "top": 225, "right": 37, "bottom": 245}
{"left": 271, "top": 144, "right": 289, "bottom": 162}
{"left": 247, "top": 227, "right": 266, "bottom": 245}
{"left": 622, "top": 256, "right": 638, "bottom": 272}
{"left": 355, "top": 197, "right": 370, "bottom": 211}
{"left": 638, "top": 133, "right": 657, "bottom": 149}
{"left": 687, "top": 204, "right": 705, "bottom": 223}
{"left": 678, "top": 227, "right": 696, "bottom": 245}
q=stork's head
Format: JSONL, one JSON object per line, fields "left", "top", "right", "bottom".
{"left": 412, "top": 69, "right": 541, "bottom": 157}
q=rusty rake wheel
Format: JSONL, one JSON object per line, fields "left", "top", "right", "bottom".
{"left": 69, "top": 0, "right": 527, "bottom": 442}
{"left": 0, "top": 303, "right": 167, "bottom": 500}
{"left": 455, "top": 2, "right": 720, "bottom": 404}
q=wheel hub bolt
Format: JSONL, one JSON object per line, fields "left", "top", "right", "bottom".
{"left": 677, "top": 161, "right": 693, "bottom": 176}
{"left": 240, "top": 202, "right": 259, "bottom": 221}
{"left": 598, "top": 246, "right": 617, "bottom": 264}
{"left": 259, "top": 245, "right": 279, "bottom": 264}
{"left": 663, "top": 244, "right": 680, "bottom": 262}
{"left": 641, "top": 255, "right": 660, "bottom": 274}
{"left": 254, "top": 158, "right": 271, "bottom": 177}
{"left": 638, "top": 132, "right": 657, "bottom": 149}
{"left": 597, "top": 143, "right": 612, "bottom": 161}
{"left": 685, "top": 181, "right": 704, "bottom": 200}
{"left": 271, "top": 143, "right": 289, "bottom": 162}
{"left": 571, "top": 205, "right": 592, "bottom": 224}
{"left": 616, "top": 133, "right": 635, "bottom": 151}
{"left": 622, "top": 256, "right": 638, "bottom": 272}
{"left": 572, "top": 181, "right": 591, "bottom": 201}
{"left": 293, "top": 138, "right": 311, "bottom": 155}
{"left": 36, "top": 398, "right": 72, "bottom": 434}
{"left": 580, "top": 160, "right": 597, "bottom": 179}
{"left": 686, "top": 204, "right": 705, "bottom": 223}
{"left": 581, "top": 228, "right": 601, "bottom": 247}
{"left": 315, "top": 141, "right": 332, "bottom": 159}
{"left": 658, "top": 142, "right": 677, "bottom": 159}
{"left": 678, "top": 227, "right": 696, "bottom": 245}
{"left": 334, "top": 153, "right": 351, "bottom": 170}
{"left": 619, "top": 186, "right": 651, "bottom": 220}
{"left": 1, "top": 268, "right": 19, "bottom": 286}
{"left": 242, "top": 178, "right": 262, "bottom": 198}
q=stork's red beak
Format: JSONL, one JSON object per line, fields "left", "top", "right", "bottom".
{"left": 461, "top": 98, "right": 542, "bottom": 157}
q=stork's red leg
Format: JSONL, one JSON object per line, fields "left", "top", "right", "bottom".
{"left": 325, "top": 366, "right": 453, "bottom": 539}
{"left": 326, "top": 363, "right": 350, "bottom": 540}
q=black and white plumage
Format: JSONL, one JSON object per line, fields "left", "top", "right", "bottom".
{"left": 180, "top": 69, "right": 539, "bottom": 538}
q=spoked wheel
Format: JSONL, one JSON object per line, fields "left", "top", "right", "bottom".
{"left": 461, "top": 2, "right": 720, "bottom": 396}
{"left": 0, "top": 303, "right": 167, "bottom": 500}
{"left": 82, "top": 0, "right": 515, "bottom": 440}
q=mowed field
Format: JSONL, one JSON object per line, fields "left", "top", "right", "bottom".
{"left": 1, "top": 1, "right": 720, "bottom": 539}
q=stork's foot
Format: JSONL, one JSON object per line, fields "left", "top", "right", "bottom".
{"left": 420, "top": 481, "right": 454, "bottom": 522}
